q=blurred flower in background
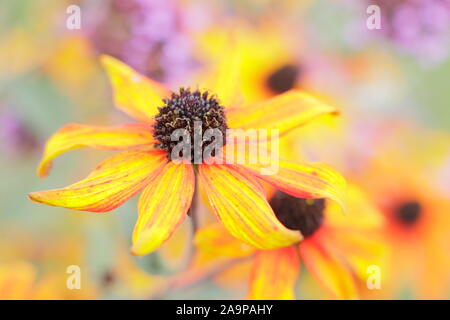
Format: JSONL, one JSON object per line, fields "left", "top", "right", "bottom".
{"left": 354, "top": 128, "right": 450, "bottom": 299}
{"left": 1, "top": 0, "right": 449, "bottom": 300}
{"left": 371, "top": 0, "right": 450, "bottom": 63}
{"left": 91, "top": 0, "right": 205, "bottom": 85}
{"left": 0, "top": 108, "right": 39, "bottom": 158}
{"left": 195, "top": 20, "right": 305, "bottom": 102}
{"left": 192, "top": 184, "right": 385, "bottom": 300}
{"left": 343, "top": 0, "right": 450, "bottom": 64}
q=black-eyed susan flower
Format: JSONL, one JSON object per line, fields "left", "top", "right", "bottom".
{"left": 194, "top": 184, "right": 385, "bottom": 300}
{"left": 29, "top": 55, "right": 346, "bottom": 256}
{"left": 197, "top": 21, "right": 305, "bottom": 103}
{"left": 356, "top": 148, "right": 450, "bottom": 299}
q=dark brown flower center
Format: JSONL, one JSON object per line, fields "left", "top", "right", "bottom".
{"left": 153, "top": 88, "right": 228, "bottom": 161}
{"left": 395, "top": 201, "right": 421, "bottom": 226}
{"left": 266, "top": 64, "right": 299, "bottom": 94}
{"left": 270, "top": 191, "right": 325, "bottom": 238}
{"left": 101, "top": 270, "right": 115, "bottom": 287}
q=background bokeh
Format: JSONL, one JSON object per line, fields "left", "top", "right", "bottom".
{"left": 1, "top": 0, "right": 449, "bottom": 299}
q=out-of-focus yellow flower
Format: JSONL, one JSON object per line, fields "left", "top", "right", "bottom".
{"left": 44, "top": 35, "right": 100, "bottom": 98}
{"left": 194, "top": 184, "right": 385, "bottom": 300}
{"left": 100, "top": 245, "right": 168, "bottom": 299}
{"left": 0, "top": 228, "right": 98, "bottom": 299}
{"left": 0, "top": 261, "right": 96, "bottom": 300}
{"left": 29, "top": 55, "right": 346, "bottom": 256}
{"left": 0, "top": 262, "right": 36, "bottom": 299}
{"left": 355, "top": 143, "right": 450, "bottom": 299}
{"left": 0, "top": 29, "right": 50, "bottom": 78}
{"left": 195, "top": 20, "right": 305, "bottom": 103}
{"left": 0, "top": 0, "right": 77, "bottom": 79}
{"left": 277, "top": 108, "right": 450, "bottom": 299}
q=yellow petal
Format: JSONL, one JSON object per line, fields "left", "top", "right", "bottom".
{"left": 202, "top": 40, "right": 244, "bottom": 107}
{"left": 325, "top": 227, "right": 387, "bottom": 281}
{"left": 100, "top": 55, "right": 169, "bottom": 122}
{"left": 227, "top": 90, "right": 338, "bottom": 136}
{"left": 131, "top": 162, "right": 195, "bottom": 256}
{"left": 195, "top": 223, "right": 255, "bottom": 258}
{"left": 248, "top": 246, "right": 300, "bottom": 300}
{"left": 37, "top": 123, "right": 155, "bottom": 178}
{"left": 235, "top": 157, "right": 347, "bottom": 212}
{"left": 198, "top": 164, "right": 302, "bottom": 250}
{"left": 299, "top": 232, "right": 359, "bottom": 299}
{"left": 29, "top": 150, "right": 167, "bottom": 212}
{"left": 325, "top": 183, "right": 384, "bottom": 229}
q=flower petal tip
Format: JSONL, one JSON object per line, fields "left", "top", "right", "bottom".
{"left": 28, "top": 192, "right": 45, "bottom": 205}
{"left": 130, "top": 240, "right": 155, "bottom": 257}
{"left": 36, "top": 163, "right": 50, "bottom": 178}
{"left": 99, "top": 54, "right": 117, "bottom": 68}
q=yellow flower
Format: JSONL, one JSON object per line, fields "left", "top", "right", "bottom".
{"left": 0, "top": 261, "right": 36, "bottom": 300}
{"left": 355, "top": 145, "right": 450, "bottom": 299}
{"left": 0, "top": 261, "right": 96, "bottom": 300}
{"left": 194, "top": 184, "right": 385, "bottom": 300}
{"left": 29, "top": 55, "right": 346, "bottom": 256}
{"left": 196, "top": 21, "right": 305, "bottom": 103}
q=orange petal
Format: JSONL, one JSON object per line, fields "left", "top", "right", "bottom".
{"left": 131, "top": 162, "right": 195, "bottom": 256}
{"left": 195, "top": 223, "right": 255, "bottom": 258}
{"left": 299, "top": 231, "right": 359, "bottom": 299}
{"left": 325, "top": 227, "right": 387, "bottom": 281}
{"left": 235, "top": 157, "right": 347, "bottom": 211}
{"left": 29, "top": 150, "right": 167, "bottom": 212}
{"left": 37, "top": 123, "right": 155, "bottom": 178}
{"left": 248, "top": 246, "right": 300, "bottom": 300}
{"left": 100, "top": 55, "right": 170, "bottom": 122}
{"left": 198, "top": 164, "right": 302, "bottom": 250}
{"left": 227, "top": 90, "right": 338, "bottom": 136}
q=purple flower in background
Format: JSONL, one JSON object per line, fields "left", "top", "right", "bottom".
{"left": 0, "top": 110, "right": 39, "bottom": 158}
{"left": 373, "top": 0, "right": 450, "bottom": 63}
{"left": 92, "top": 0, "right": 205, "bottom": 85}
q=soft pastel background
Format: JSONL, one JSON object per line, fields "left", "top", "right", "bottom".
{"left": 1, "top": 0, "right": 449, "bottom": 299}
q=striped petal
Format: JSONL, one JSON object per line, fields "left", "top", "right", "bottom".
{"left": 299, "top": 231, "right": 358, "bottom": 299}
{"left": 29, "top": 150, "right": 167, "bottom": 212}
{"left": 37, "top": 123, "right": 155, "bottom": 178}
{"left": 100, "top": 55, "right": 170, "bottom": 122}
{"left": 248, "top": 246, "right": 300, "bottom": 300}
{"left": 227, "top": 90, "right": 338, "bottom": 136}
{"left": 132, "top": 162, "right": 195, "bottom": 256}
{"left": 198, "top": 164, "right": 302, "bottom": 250}
{"left": 231, "top": 151, "right": 347, "bottom": 211}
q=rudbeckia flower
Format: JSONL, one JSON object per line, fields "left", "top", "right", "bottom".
{"left": 29, "top": 55, "right": 346, "bottom": 256}
{"left": 356, "top": 151, "right": 450, "bottom": 299}
{"left": 193, "top": 184, "right": 385, "bottom": 300}
{"left": 197, "top": 21, "right": 305, "bottom": 102}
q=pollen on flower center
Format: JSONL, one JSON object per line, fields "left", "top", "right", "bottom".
{"left": 153, "top": 88, "right": 228, "bottom": 161}
{"left": 266, "top": 64, "right": 299, "bottom": 94}
{"left": 270, "top": 191, "right": 325, "bottom": 238}
{"left": 395, "top": 201, "right": 421, "bottom": 226}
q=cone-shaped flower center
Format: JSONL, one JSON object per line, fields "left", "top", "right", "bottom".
{"left": 395, "top": 201, "right": 421, "bottom": 226}
{"left": 270, "top": 191, "right": 325, "bottom": 238}
{"left": 266, "top": 64, "right": 299, "bottom": 94}
{"left": 153, "top": 88, "right": 228, "bottom": 161}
